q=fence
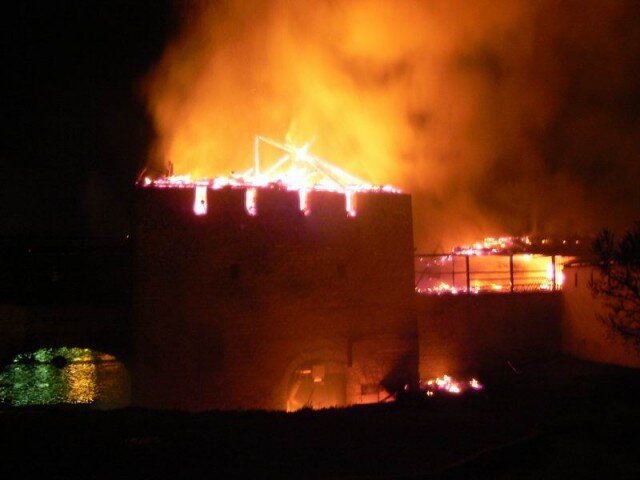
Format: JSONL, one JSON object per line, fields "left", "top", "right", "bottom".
{"left": 415, "top": 253, "right": 567, "bottom": 294}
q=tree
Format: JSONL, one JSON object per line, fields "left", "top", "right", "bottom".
{"left": 590, "top": 222, "right": 640, "bottom": 349}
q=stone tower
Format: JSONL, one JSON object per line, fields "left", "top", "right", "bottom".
{"left": 132, "top": 184, "right": 416, "bottom": 411}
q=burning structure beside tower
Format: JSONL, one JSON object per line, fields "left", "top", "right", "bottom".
{"left": 131, "top": 138, "right": 417, "bottom": 411}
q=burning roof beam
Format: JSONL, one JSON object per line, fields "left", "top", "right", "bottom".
{"left": 138, "top": 137, "right": 400, "bottom": 201}
{"left": 254, "top": 136, "right": 369, "bottom": 191}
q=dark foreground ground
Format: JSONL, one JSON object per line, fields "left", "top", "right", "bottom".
{"left": 1, "top": 355, "right": 639, "bottom": 479}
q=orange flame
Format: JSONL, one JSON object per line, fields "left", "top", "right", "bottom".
{"left": 142, "top": 1, "right": 624, "bottom": 250}
{"left": 422, "top": 374, "right": 483, "bottom": 395}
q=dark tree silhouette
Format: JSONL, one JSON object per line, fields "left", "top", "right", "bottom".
{"left": 590, "top": 222, "right": 640, "bottom": 348}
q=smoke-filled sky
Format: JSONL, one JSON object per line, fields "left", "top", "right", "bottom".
{"left": 144, "top": 0, "right": 640, "bottom": 250}
{"left": 3, "top": 0, "right": 640, "bottom": 250}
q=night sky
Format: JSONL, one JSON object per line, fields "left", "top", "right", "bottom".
{"left": 2, "top": 1, "right": 174, "bottom": 239}
{"left": 2, "top": 1, "right": 640, "bottom": 246}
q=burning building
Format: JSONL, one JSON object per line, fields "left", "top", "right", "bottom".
{"left": 131, "top": 138, "right": 417, "bottom": 411}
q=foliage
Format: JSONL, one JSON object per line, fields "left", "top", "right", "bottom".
{"left": 590, "top": 222, "right": 640, "bottom": 348}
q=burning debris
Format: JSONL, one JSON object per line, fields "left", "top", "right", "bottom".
{"left": 420, "top": 375, "right": 484, "bottom": 397}
{"left": 415, "top": 235, "right": 577, "bottom": 295}
{"left": 452, "top": 235, "right": 590, "bottom": 257}
{"left": 138, "top": 136, "right": 399, "bottom": 217}
{"left": 452, "top": 236, "right": 533, "bottom": 256}
{"left": 138, "top": 136, "right": 399, "bottom": 194}
{"left": 415, "top": 252, "right": 568, "bottom": 295}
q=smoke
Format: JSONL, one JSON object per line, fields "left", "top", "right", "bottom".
{"left": 143, "top": 0, "right": 640, "bottom": 250}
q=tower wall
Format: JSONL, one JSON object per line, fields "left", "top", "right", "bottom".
{"left": 132, "top": 186, "right": 416, "bottom": 411}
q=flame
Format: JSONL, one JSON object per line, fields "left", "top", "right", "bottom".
{"left": 416, "top": 236, "right": 572, "bottom": 295}
{"left": 141, "top": 1, "right": 536, "bottom": 237}
{"left": 299, "top": 188, "right": 310, "bottom": 215}
{"left": 193, "top": 185, "right": 207, "bottom": 215}
{"left": 422, "top": 375, "right": 483, "bottom": 396}
{"left": 142, "top": 1, "right": 423, "bottom": 186}
{"left": 139, "top": 1, "right": 640, "bottom": 251}
{"left": 140, "top": 137, "right": 400, "bottom": 219}
{"left": 245, "top": 187, "right": 257, "bottom": 216}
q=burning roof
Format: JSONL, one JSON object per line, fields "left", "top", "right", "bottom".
{"left": 451, "top": 235, "right": 592, "bottom": 257}
{"left": 138, "top": 136, "right": 399, "bottom": 196}
{"left": 137, "top": 136, "right": 401, "bottom": 218}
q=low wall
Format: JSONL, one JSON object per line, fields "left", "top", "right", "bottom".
{"left": 562, "top": 264, "right": 640, "bottom": 369}
{"left": 417, "top": 292, "right": 563, "bottom": 379}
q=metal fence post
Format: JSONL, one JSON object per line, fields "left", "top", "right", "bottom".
{"left": 509, "top": 254, "right": 514, "bottom": 293}
{"left": 465, "top": 255, "right": 470, "bottom": 293}
{"left": 452, "top": 255, "right": 455, "bottom": 290}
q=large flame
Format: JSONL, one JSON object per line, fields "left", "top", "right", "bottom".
{"left": 143, "top": 1, "right": 426, "bottom": 185}
{"left": 142, "top": 1, "right": 640, "bottom": 249}
{"left": 142, "top": 0, "right": 529, "bottom": 238}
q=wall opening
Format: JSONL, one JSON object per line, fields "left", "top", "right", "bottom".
{"left": 286, "top": 360, "right": 346, "bottom": 411}
{"left": 193, "top": 185, "right": 208, "bottom": 215}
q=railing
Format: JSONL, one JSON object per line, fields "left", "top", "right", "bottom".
{"left": 415, "top": 253, "right": 567, "bottom": 295}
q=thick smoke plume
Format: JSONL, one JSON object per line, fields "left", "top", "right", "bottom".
{"left": 144, "top": 0, "right": 640, "bottom": 250}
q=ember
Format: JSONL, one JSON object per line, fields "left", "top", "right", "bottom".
{"left": 421, "top": 375, "right": 484, "bottom": 396}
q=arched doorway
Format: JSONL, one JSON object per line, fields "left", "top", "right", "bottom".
{"left": 286, "top": 360, "right": 347, "bottom": 411}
